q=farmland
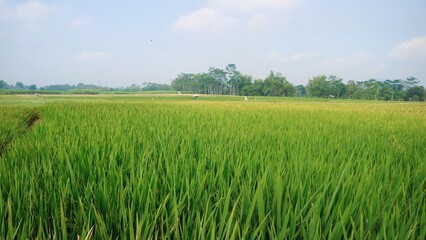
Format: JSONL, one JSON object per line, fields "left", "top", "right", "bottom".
{"left": 0, "top": 94, "right": 425, "bottom": 239}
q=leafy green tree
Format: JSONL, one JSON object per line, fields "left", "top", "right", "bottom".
{"left": 392, "top": 80, "right": 404, "bottom": 100}
{"left": 208, "top": 67, "right": 227, "bottom": 95}
{"left": 75, "top": 83, "right": 102, "bottom": 89}
{"left": 306, "top": 75, "right": 345, "bottom": 98}
{"left": 125, "top": 84, "right": 142, "bottom": 92}
{"left": 171, "top": 73, "right": 196, "bottom": 92}
{"left": 29, "top": 84, "right": 37, "bottom": 91}
{"left": 379, "top": 81, "right": 394, "bottom": 100}
{"left": 45, "top": 84, "right": 74, "bottom": 91}
{"left": 350, "top": 79, "right": 407, "bottom": 101}
{"left": 328, "top": 75, "right": 345, "bottom": 98}
{"left": 353, "top": 81, "right": 368, "bottom": 99}
{"left": 141, "top": 82, "right": 170, "bottom": 91}
{"left": 225, "top": 64, "right": 242, "bottom": 95}
{"left": 344, "top": 80, "right": 359, "bottom": 99}
{"left": 364, "top": 79, "right": 381, "bottom": 100}
{"left": 295, "top": 85, "right": 306, "bottom": 97}
{"left": 0, "top": 80, "right": 10, "bottom": 89}
{"left": 381, "top": 79, "right": 404, "bottom": 101}
{"left": 306, "top": 75, "right": 328, "bottom": 97}
{"left": 260, "top": 71, "right": 295, "bottom": 97}
{"left": 262, "top": 71, "right": 285, "bottom": 96}
{"left": 195, "top": 73, "right": 211, "bottom": 94}
{"left": 239, "top": 74, "right": 253, "bottom": 95}
{"left": 242, "top": 79, "right": 263, "bottom": 96}
{"left": 406, "top": 86, "right": 425, "bottom": 101}
{"left": 283, "top": 81, "right": 296, "bottom": 97}
{"left": 15, "top": 81, "right": 24, "bottom": 89}
{"left": 403, "top": 76, "right": 419, "bottom": 90}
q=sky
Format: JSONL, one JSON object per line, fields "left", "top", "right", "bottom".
{"left": 0, "top": 0, "right": 425, "bottom": 88}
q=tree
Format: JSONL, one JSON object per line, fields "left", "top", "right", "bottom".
{"left": 283, "top": 81, "right": 296, "bottom": 97}
{"left": 171, "top": 73, "right": 196, "bottom": 92}
{"left": 125, "top": 84, "right": 142, "bottom": 92}
{"left": 141, "top": 82, "right": 170, "bottom": 91}
{"left": 262, "top": 71, "right": 286, "bottom": 96}
{"left": 327, "top": 75, "right": 345, "bottom": 98}
{"left": 403, "top": 76, "right": 419, "bottom": 90}
{"left": 225, "top": 64, "right": 242, "bottom": 95}
{"left": 242, "top": 79, "right": 263, "bottom": 96}
{"left": 44, "top": 84, "right": 74, "bottom": 91}
{"left": 239, "top": 74, "right": 253, "bottom": 95}
{"left": 344, "top": 80, "right": 359, "bottom": 99}
{"left": 15, "top": 81, "right": 24, "bottom": 89}
{"left": 380, "top": 79, "right": 404, "bottom": 101}
{"left": 29, "top": 84, "right": 37, "bottom": 91}
{"left": 172, "top": 65, "right": 244, "bottom": 95}
{"left": 208, "top": 67, "right": 227, "bottom": 95}
{"left": 406, "top": 86, "right": 425, "bottom": 101}
{"left": 364, "top": 79, "right": 380, "bottom": 100}
{"left": 306, "top": 75, "right": 328, "bottom": 97}
{"left": 380, "top": 80, "right": 394, "bottom": 100}
{"left": 295, "top": 85, "right": 306, "bottom": 97}
{"left": 0, "top": 80, "right": 10, "bottom": 89}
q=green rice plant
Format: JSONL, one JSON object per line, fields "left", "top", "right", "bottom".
{"left": 0, "top": 99, "right": 425, "bottom": 239}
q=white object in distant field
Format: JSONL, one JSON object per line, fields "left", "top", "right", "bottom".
{"left": 178, "top": 91, "right": 181, "bottom": 94}
{"left": 244, "top": 96, "right": 248, "bottom": 101}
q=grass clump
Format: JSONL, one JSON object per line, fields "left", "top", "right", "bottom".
{"left": 0, "top": 107, "right": 41, "bottom": 155}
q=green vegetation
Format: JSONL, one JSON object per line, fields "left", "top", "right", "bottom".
{"left": 0, "top": 107, "right": 41, "bottom": 155}
{"left": 0, "top": 81, "right": 172, "bottom": 94}
{"left": 171, "top": 65, "right": 425, "bottom": 101}
{"left": 2, "top": 65, "right": 425, "bottom": 101}
{"left": 0, "top": 95, "right": 425, "bottom": 239}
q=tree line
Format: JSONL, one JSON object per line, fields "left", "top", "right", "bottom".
{"left": 171, "top": 64, "right": 425, "bottom": 101}
{"left": 0, "top": 81, "right": 171, "bottom": 92}
{"left": 1, "top": 64, "right": 425, "bottom": 101}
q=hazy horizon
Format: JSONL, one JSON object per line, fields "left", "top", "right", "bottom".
{"left": 1, "top": 0, "right": 426, "bottom": 88}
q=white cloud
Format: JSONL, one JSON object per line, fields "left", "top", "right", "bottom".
{"left": 316, "top": 57, "right": 348, "bottom": 69}
{"left": 266, "top": 51, "right": 284, "bottom": 61}
{"left": 316, "top": 51, "right": 374, "bottom": 69}
{"left": 312, "top": 51, "right": 386, "bottom": 79}
{"left": 267, "top": 51, "right": 320, "bottom": 62}
{"left": 75, "top": 51, "right": 110, "bottom": 61}
{"left": 174, "top": 7, "right": 238, "bottom": 32}
{"left": 247, "top": 13, "right": 271, "bottom": 28}
{"left": 352, "top": 51, "right": 374, "bottom": 62}
{"left": 210, "top": 0, "right": 298, "bottom": 12}
{"left": 1, "top": 0, "right": 55, "bottom": 22}
{"left": 173, "top": 0, "right": 298, "bottom": 33}
{"left": 370, "top": 64, "right": 387, "bottom": 74}
{"left": 389, "top": 36, "right": 426, "bottom": 59}
{"left": 289, "top": 52, "right": 320, "bottom": 61}
{"left": 70, "top": 17, "right": 90, "bottom": 28}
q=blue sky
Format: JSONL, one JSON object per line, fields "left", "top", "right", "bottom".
{"left": 1, "top": 0, "right": 425, "bottom": 87}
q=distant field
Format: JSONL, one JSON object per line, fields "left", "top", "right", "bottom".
{"left": 0, "top": 93, "right": 386, "bottom": 105}
{"left": 0, "top": 95, "right": 425, "bottom": 239}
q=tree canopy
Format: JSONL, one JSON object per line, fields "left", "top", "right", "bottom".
{"left": 171, "top": 64, "right": 296, "bottom": 97}
{"left": 1, "top": 68, "right": 424, "bottom": 101}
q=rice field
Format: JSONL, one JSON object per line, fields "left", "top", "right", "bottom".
{"left": 0, "top": 95, "right": 425, "bottom": 239}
